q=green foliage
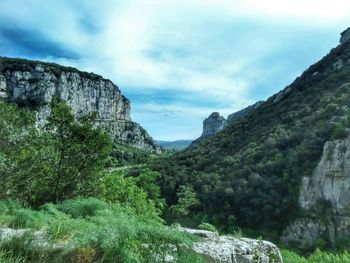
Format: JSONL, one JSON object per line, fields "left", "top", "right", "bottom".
{"left": 97, "top": 170, "right": 160, "bottom": 218}
{"left": 156, "top": 40, "right": 350, "bottom": 234}
{"left": 0, "top": 198, "right": 198, "bottom": 263}
{"left": 0, "top": 98, "right": 111, "bottom": 206}
{"left": 282, "top": 249, "right": 350, "bottom": 263}
{"left": 197, "top": 222, "right": 217, "bottom": 232}
{"left": 169, "top": 185, "right": 200, "bottom": 221}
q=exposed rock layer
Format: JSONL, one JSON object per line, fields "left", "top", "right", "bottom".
{"left": 191, "top": 102, "right": 264, "bottom": 147}
{"left": 0, "top": 57, "right": 160, "bottom": 152}
{"left": 180, "top": 227, "right": 283, "bottom": 263}
{"left": 340, "top": 27, "right": 350, "bottom": 44}
{"left": 282, "top": 134, "right": 350, "bottom": 248}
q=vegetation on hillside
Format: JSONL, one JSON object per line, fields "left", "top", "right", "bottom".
{"left": 155, "top": 40, "right": 350, "bottom": 237}
{"left": 0, "top": 99, "right": 203, "bottom": 263}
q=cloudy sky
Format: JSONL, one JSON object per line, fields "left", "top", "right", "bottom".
{"left": 0, "top": 0, "right": 349, "bottom": 140}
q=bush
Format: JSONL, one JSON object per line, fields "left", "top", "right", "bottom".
{"left": 197, "top": 223, "right": 218, "bottom": 233}
{"left": 0, "top": 198, "right": 198, "bottom": 263}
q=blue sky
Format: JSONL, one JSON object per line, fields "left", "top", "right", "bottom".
{"left": 0, "top": 0, "right": 349, "bottom": 140}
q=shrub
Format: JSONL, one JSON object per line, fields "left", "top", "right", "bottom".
{"left": 197, "top": 223, "right": 218, "bottom": 233}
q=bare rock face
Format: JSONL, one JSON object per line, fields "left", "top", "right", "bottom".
{"left": 282, "top": 134, "right": 350, "bottom": 248}
{"left": 0, "top": 57, "right": 160, "bottom": 152}
{"left": 180, "top": 227, "right": 283, "bottom": 263}
{"left": 299, "top": 136, "right": 350, "bottom": 212}
{"left": 202, "top": 112, "right": 227, "bottom": 138}
{"left": 340, "top": 28, "right": 350, "bottom": 44}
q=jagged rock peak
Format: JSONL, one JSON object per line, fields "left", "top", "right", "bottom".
{"left": 0, "top": 57, "right": 161, "bottom": 153}
{"left": 340, "top": 27, "right": 350, "bottom": 44}
{"left": 202, "top": 112, "right": 227, "bottom": 138}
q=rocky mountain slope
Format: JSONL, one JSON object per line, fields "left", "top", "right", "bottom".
{"left": 191, "top": 102, "right": 264, "bottom": 147}
{"left": 0, "top": 57, "right": 161, "bottom": 153}
{"left": 158, "top": 27, "right": 350, "bottom": 242}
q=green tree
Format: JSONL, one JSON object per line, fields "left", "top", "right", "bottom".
{"left": 98, "top": 170, "right": 160, "bottom": 218}
{"left": 169, "top": 185, "right": 199, "bottom": 219}
{"left": 1, "top": 98, "right": 112, "bottom": 206}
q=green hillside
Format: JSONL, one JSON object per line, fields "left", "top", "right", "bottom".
{"left": 156, "top": 40, "right": 350, "bottom": 235}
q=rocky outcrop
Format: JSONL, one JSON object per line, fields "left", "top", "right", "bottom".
{"left": 180, "top": 227, "right": 283, "bottom": 263}
{"left": 0, "top": 57, "right": 161, "bottom": 152}
{"left": 340, "top": 28, "right": 350, "bottom": 44}
{"left": 282, "top": 134, "right": 350, "bottom": 248}
{"left": 190, "top": 112, "right": 227, "bottom": 147}
{"left": 191, "top": 102, "right": 264, "bottom": 147}
{"left": 299, "top": 135, "right": 350, "bottom": 212}
{"left": 0, "top": 227, "right": 282, "bottom": 263}
{"left": 202, "top": 112, "right": 227, "bottom": 138}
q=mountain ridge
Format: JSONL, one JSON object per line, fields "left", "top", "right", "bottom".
{"left": 0, "top": 57, "right": 161, "bottom": 153}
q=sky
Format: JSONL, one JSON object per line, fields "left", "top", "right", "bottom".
{"left": 0, "top": 0, "right": 350, "bottom": 140}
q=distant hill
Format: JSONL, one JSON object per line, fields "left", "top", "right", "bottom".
{"left": 157, "top": 140, "right": 192, "bottom": 150}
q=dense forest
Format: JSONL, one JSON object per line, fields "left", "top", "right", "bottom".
{"left": 155, "top": 40, "right": 350, "bottom": 237}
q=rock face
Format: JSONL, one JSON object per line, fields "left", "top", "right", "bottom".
{"left": 202, "top": 112, "right": 227, "bottom": 138}
{"left": 191, "top": 102, "right": 264, "bottom": 148}
{"left": 180, "top": 228, "right": 283, "bottom": 263}
{"left": 282, "top": 134, "right": 350, "bottom": 248}
{"left": 299, "top": 135, "right": 350, "bottom": 211}
{"left": 340, "top": 27, "right": 350, "bottom": 44}
{"left": 190, "top": 112, "right": 227, "bottom": 147}
{"left": 0, "top": 57, "right": 161, "bottom": 152}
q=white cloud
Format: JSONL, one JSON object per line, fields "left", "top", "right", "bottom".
{"left": 0, "top": 0, "right": 349, "bottom": 139}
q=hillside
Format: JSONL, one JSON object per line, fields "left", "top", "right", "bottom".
{"left": 156, "top": 30, "right": 350, "bottom": 239}
{"left": 0, "top": 57, "right": 160, "bottom": 153}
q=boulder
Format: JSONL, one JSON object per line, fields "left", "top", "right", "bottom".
{"left": 180, "top": 227, "right": 283, "bottom": 263}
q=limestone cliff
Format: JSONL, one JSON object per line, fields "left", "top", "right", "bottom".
{"left": 282, "top": 134, "right": 350, "bottom": 248}
{"left": 191, "top": 102, "right": 264, "bottom": 147}
{"left": 190, "top": 112, "right": 227, "bottom": 147}
{"left": 340, "top": 27, "right": 350, "bottom": 45}
{"left": 0, "top": 57, "right": 161, "bottom": 153}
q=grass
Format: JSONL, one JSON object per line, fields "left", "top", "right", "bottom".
{"left": 282, "top": 249, "right": 350, "bottom": 263}
{"left": 0, "top": 198, "right": 204, "bottom": 263}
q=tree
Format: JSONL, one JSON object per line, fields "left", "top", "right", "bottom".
{"left": 169, "top": 185, "right": 199, "bottom": 220}
{"left": 1, "top": 98, "right": 112, "bottom": 206}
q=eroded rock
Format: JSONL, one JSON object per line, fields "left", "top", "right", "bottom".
{"left": 0, "top": 58, "right": 161, "bottom": 152}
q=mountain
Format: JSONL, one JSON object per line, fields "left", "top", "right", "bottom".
{"left": 190, "top": 102, "right": 264, "bottom": 147}
{"left": 190, "top": 112, "right": 227, "bottom": 146}
{"left": 157, "top": 27, "right": 350, "bottom": 246}
{"left": 157, "top": 140, "right": 193, "bottom": 150}
{"left": 0, "top": 57, "right": 161, "bottom": 153}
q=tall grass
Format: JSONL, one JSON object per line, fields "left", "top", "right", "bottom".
{"left": 282, "top": 249, "right": 350, "bottom": 263}
{"left": 0, "top": 198, "right": 203, "bottom": 263}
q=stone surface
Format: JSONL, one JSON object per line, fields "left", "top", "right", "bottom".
{"left": 282, "top": 134, "right": 350, "bottom": 247}
{"left": 340, "top": 27, "right": 350, "bottom": 44}
{"left": 299, "top": 136, "right": 350, "bottom": 212}
{"left": 280, "top": 219, "right": 328, "bottom": 248}
{"left": 0, "top": 57, "right": 161, "bottom": 152}
{"left": 191, "top": 102, "right": 264, "bottom": 147}
{"left": 202, "top": 112, "right": 227, "bottom": 138}
{"left": 180, "top": 227, "right": 283, "bottom": 263}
